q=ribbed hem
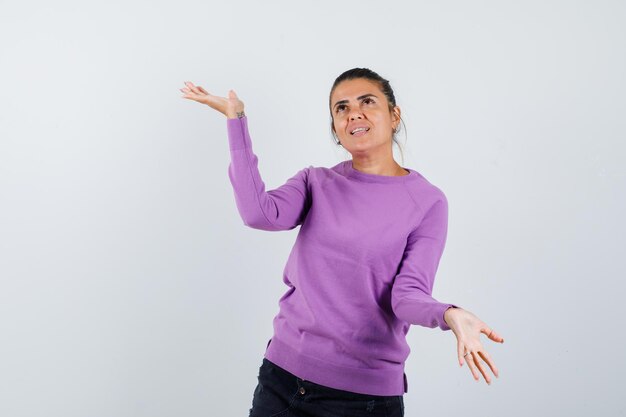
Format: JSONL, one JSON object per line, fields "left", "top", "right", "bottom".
{"left": 264, "top": 336, "right": 407, "bottom": 396}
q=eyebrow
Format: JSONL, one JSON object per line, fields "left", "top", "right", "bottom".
{"left": 333, "top": 94, "right": 378, "bottom": 110}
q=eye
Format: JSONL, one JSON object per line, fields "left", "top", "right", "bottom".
{"left": 363, "top": 97, "right": 374, "bottom": 104}
{"left": 336, "top": 104, "right": 346, "bottom": 113}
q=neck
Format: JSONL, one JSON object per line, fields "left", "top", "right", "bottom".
{"left": 351, "top": 158, "right": 407, "bottom": 176}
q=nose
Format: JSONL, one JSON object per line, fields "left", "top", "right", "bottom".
{"left": 350, "top": 111, "right": 363, "bottom": 120}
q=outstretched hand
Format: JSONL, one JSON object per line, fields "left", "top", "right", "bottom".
{"left": 180, "top": 81, "right": 245, "bottom": 119}
{"left": 443, "top": 307, "right": 504, "bottom": 385}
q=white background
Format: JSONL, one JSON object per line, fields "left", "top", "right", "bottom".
{"left": 1, "top": 0, "right": 624, "bottom": 416}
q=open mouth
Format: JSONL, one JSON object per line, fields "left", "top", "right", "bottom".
{"left": 351, "top": 127, "right": 370, "bottom": 136}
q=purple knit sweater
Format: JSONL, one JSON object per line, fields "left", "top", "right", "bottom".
{"left": 226, "top": 115, "right": 458, "bottom": 396}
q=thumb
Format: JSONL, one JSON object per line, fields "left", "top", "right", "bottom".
{"left": 228, "top": 89, "right": 237, "bottom": 99}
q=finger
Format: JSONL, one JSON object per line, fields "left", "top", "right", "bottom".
{"left": 197, "top": 86, "right": 209, "bottom": 95}
{"left": 471, "top": 351, "right": 491, "bottom": 385}
{"left": 180, "top": 87, "right": 199, "bottom": 95}
{"left": 184, "top": 81, "right": 203, "bottom": 95}
{"left": 180, "top": 88, "right": 201, "bottom": 101}
{"left": 476, "top": 349, "right": 499, "bottom": 378}
{"left": 464, "top": 352, "right": 480, "bottom": 381}
{"left": 180, "top": 88, "right": 193, "bottom": 99}
{"left": 482, "top": 326, "right": 504, "bottom": 343}
{"left": 457, "top": 342, "right": 465, "bottom": 367}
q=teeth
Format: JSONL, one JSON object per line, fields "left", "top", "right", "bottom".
{"left": 351, "top": 127, "right": 369, "bottom": 134}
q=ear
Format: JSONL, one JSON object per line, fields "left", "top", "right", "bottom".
{"left": 392, "top": 106, "right": 401, "bottom": 129}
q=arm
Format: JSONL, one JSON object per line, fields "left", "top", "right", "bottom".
{"left": 226, "top": 115, "right": 311, "bottom": 231}
{"left": 391, "top": 194, "right": 459, "bottom": 330}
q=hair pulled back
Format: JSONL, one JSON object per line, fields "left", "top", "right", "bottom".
{"left": 328, "top": 68, "right": 406, "bottom": 163}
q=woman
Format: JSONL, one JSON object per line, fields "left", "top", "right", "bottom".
{"left": 180, "top": 68, "right": 504, "bottom": 417}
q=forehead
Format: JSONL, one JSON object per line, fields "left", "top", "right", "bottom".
{"left": 331, "top": 78, "right": 381, "bottom": 102}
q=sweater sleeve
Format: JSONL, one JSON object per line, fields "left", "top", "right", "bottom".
{"left": 226, "top": 115, "right": 312, "bottom": 231}
{"left": 391, "top": 193, "right": 459, "bottom": 331}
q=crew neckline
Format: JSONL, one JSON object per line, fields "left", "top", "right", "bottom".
{"left": 343, "top": 160, "right": 417, "bottom": 183}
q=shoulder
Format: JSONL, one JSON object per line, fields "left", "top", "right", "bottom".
{"left": 404, "top": 169, "right": 448, "bottom": 215}
{"left": 298, "top": 162, "right": 345, "bottom": 183}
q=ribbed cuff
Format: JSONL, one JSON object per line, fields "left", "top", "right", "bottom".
{"left": 441, "top": 304, "right": 460, "bottom": 331}
{"left": 226, "top": 115, "right": 252, "bottom": 151}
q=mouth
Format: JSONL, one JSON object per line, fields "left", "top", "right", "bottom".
{"left": 350, "top": 127, "right": 370, "bottom": 136}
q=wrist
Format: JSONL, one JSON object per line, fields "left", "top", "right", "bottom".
{"left": 226, "top": 109, "right": 246, "bottom": 119}
{"left": 444, "top": 306, "right": 458, "bottom": 326}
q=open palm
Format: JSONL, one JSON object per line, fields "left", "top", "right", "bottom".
{"left": 180, "top": 81, "right": 244, "bottom": 118}
{"left": 444, "top": 307, "right": 504, "bottom": 385}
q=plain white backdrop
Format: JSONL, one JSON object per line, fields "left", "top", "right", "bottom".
{"left": 1, "top": 1, "right": 624, "bottom": 416}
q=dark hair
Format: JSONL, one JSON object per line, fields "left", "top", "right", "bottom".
{"left": 328, "top": 68, "right": 407, "bottom": 164}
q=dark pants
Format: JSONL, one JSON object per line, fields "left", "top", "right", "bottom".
{"left": 248, "top": 357, "right": 404, "bottom": 417}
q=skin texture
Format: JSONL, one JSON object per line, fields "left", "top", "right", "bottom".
{"left": 180, "top": 79, "right": 505, "bottom": 385}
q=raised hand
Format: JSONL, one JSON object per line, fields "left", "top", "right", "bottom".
{"left": 180, "top": 81, "right": 245, "bottom": 119}
{"left": 443, "top": 307, "right": 504, "bottom": 385}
